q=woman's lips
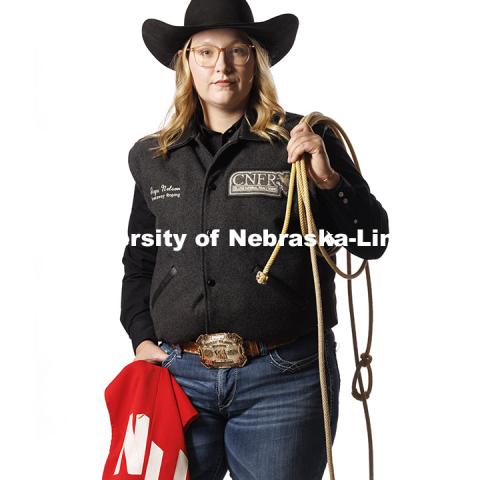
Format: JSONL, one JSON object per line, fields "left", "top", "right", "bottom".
{"left": 215, "top": 81, "right": 234, "bottom": 86}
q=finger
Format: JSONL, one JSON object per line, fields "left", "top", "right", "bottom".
{"left": 290, "top": 124, "right": 310, "bottom": 139}
{"left": 288, "top": 140, "right": 315, "bottom": 163}
{"left": 290, "top": 122, "right": 309, "bottom": 137}
{"left": 287, "top": 132, "right": 312, "bottom": 154}
{"left": 287, "top": 133, "right": 316, "bottom": 159}
{"left": 291, "top": 136, "right": 324, "bottom": 163}
{"left": 290, "top": 123, "right": 306, "bottom": 134}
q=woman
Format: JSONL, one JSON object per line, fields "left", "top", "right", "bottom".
{"left": 121, "top": 0, "right": 389, "bottom": 478}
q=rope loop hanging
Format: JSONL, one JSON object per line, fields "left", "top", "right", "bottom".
{"left": 256, "top": 112, "right": 376, "bottom": 480}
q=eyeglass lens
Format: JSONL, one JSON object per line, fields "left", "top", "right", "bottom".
{"left": 193, "top": 44, "right": 251, "bottom": 66}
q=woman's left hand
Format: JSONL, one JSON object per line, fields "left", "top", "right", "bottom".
{"left": 287, "top": 122, "right": 339, "bottom": 188}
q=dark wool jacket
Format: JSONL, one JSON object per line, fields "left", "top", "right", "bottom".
{"left": 121, "top": 109, "right": 389, "bottom": 353}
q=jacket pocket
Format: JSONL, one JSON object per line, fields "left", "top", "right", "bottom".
{"left": 150, "top": 265, "right": 178, "bottom": 309}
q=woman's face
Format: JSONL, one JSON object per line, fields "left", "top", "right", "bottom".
{"left": 188, "top": 28, "right": 255, "bottom": 112}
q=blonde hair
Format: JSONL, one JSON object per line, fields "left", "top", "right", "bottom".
{"left": 140, "top": 32, "right": 290, "bottom": 159}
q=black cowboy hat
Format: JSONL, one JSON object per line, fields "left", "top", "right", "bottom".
{"left": 142, "top": 0, "right": 299, "bottom": 70}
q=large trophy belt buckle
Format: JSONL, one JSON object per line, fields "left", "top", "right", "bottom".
{"left": 195, "top": 332, "right": 248, "bottom": 369}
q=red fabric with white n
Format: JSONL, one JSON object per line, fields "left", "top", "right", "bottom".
{"left": 103, "top": 360, "right": 199, "bottom": 479}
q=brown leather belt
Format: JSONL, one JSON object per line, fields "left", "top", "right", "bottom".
{"left": 173, "top": 331, "right": 300, "bottom": 369}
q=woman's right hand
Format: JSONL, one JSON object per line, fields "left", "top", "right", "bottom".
{"left": 134, "top": 339, "right": 169, "bottom": 364}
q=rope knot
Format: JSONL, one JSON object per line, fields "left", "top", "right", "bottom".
{"left": 359, "top": 353, "right": 372, "bottom": 366}
{"left": 352, "top": 353, "right": 373, "bottom": 401}
{"left": 256, "top": 270, "right": 269, "bottom": 284}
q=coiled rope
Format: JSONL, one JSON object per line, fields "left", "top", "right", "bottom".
{"left": 256, "top": 112, "right": 375, "bottom": 480}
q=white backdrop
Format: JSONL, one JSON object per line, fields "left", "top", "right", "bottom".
{"left": 1, "top": 0, "right": 479, "bottom": 478}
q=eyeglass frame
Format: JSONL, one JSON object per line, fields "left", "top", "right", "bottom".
{"left": 177, "top": 43, "right": 256, "bottom": 67}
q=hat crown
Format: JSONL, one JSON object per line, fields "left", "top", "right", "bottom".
{"left": 184, "top": 0, "right": 254, "bottom": 27}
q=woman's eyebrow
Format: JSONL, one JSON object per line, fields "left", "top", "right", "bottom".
{"left": 192, "top": 40, "right": 247, "bottom": 47}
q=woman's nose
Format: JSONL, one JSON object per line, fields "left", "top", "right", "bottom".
{"left": 215, "top": 50, "right": 233, "bottom": 71}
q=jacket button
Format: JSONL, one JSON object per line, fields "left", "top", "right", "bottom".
{"left": 207, "top": 279, "right": 216, "bottom": 286}
{"left": 208, "top": 183, "right": 217, "bottom": 191}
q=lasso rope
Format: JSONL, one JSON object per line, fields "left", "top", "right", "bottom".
{"left": 256, "top": 112, "right": 375, "bottom": 480}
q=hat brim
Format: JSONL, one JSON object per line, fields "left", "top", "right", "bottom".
{"left": 142, "top": 13, "right": 299, "bottom": 69}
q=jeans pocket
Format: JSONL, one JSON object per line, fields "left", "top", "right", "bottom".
{"left": 159, "top": 342, "right": 179, "bottom": 369}
{"left": 267, "top": 333, "right": 320, "bottom": 374}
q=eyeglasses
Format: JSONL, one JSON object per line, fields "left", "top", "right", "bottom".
{"left": 179, "top": 43, "right": 255, "bottom": 67}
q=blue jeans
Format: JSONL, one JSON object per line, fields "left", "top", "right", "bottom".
{"left": 160, "top": 328, "right": 341, "bottom": 480}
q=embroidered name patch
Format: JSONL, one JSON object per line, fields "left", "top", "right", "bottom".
{"left": 228, "top": 170, "right": 290, "bottom": 197}
{"left": 150, "top": 184, "right": 181, "bottom": 201}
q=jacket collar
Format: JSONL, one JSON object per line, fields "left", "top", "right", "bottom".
{"left": 238, "top": 107, "right": 270, "bottom": 143}
{"left": 167, "top": 106, "right": 269, "bottom": 151}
